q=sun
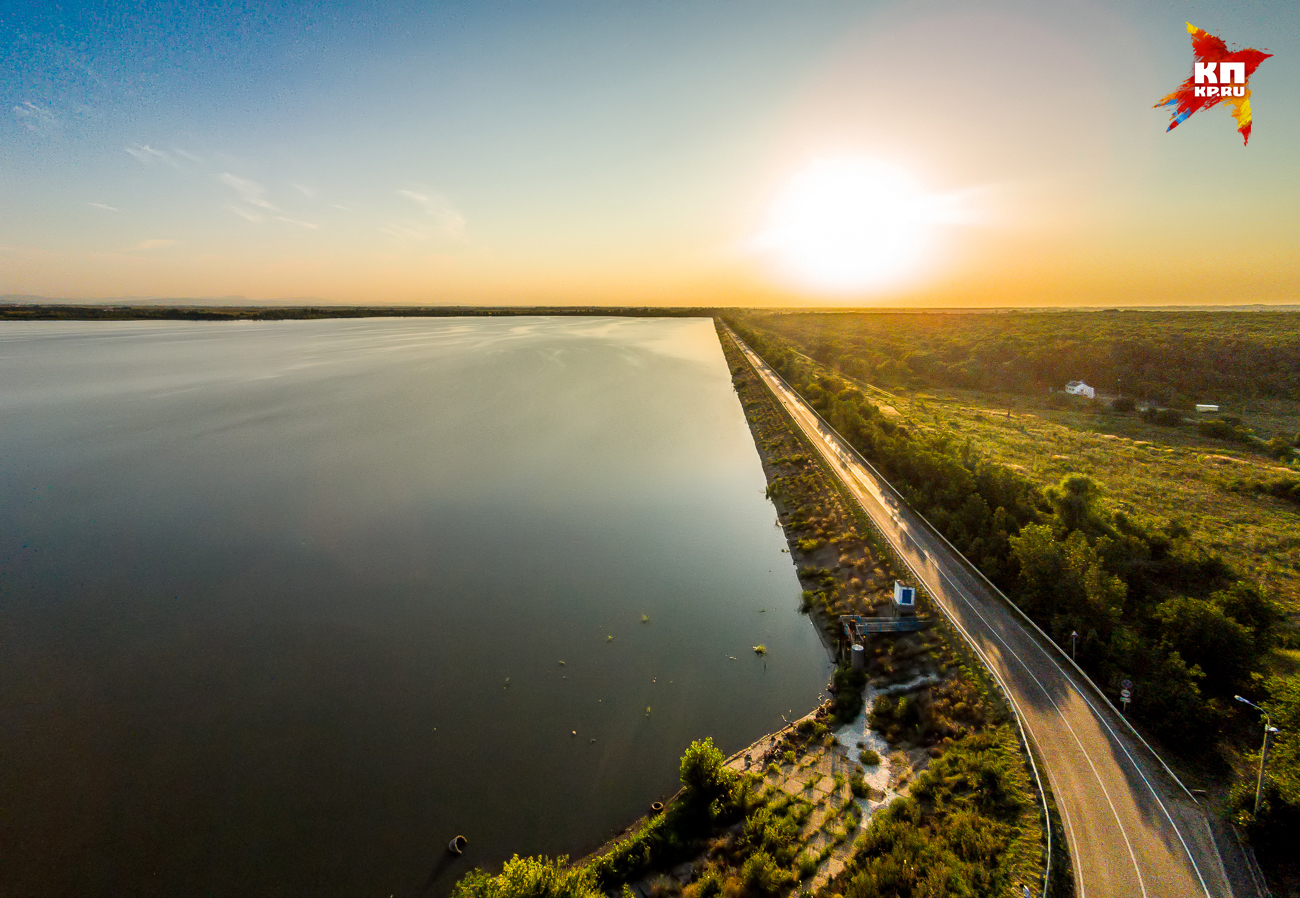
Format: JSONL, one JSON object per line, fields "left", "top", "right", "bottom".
{"left": 755, "top": 157, "right": 947, "bottom": 294}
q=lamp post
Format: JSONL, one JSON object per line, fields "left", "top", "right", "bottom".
{"left": 1235, "top": 695, "right": 1281, "bottom": 816}
{"left": 1070, "top": 630, "right": 1079, "bottom": 662}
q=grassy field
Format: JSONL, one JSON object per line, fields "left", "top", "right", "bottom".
{"left": 872, "top": 387, "right": 1300, "bottom": 619}
{"left": 737, "top": 311, "right": 1300, "bottom": 623}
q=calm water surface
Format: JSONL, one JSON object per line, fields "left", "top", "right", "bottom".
{"left": 0, "top": 317, "right": 831, "bottom": 896}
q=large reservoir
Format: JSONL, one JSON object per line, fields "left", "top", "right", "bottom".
{"left": 0, "top": 317, "right": 832, "bottom": 897}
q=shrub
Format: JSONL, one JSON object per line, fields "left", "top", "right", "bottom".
{"left": 797, "top": 853, "right": 819, "bottom": 879}
{"left": 680, "top": 738, "right": 737, "bottom": 812}
{"left": 740, "top": 850, "right": 796, "bottom": 897}
{"left": 451, "top": 855, "right": 601, "bottom": 898}
{"left": 832, "top": 665, "right": 869, "bottom": 723}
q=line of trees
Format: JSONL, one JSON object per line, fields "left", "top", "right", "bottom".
{"left": 742, "top": 310, "right": 1300, "bottom": 406}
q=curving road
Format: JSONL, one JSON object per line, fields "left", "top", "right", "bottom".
{"left": 724, "top": 326, "right": 1238, "bottom": 898}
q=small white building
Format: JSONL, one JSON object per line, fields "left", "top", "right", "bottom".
{"left": 1195, "top": 404, "right": 1220, "bottom": 413}
{"left": 893, "top": 581, "right": 917, "bottom": 617}
{"left": 1065, "top": 380, "right": 1096, "bottom": 399}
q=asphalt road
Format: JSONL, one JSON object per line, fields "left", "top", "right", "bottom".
{"left": 726, "top": 327, "right": 1236, "bottom": 898}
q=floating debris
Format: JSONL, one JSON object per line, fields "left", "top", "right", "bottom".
{"left": 641, "top": 615, "right": 649, "bottom": 624}
{"left": 645, "top": 706, "right": 652, "bottom": 716}
{"left": 558, "top": 660, "right": 565, "bottom": 666}
{"left": 503, "top": 678, "right": 510, "bottom": 689}
{"left": 606, "top": 635, "right": 613, "bottom": 642}
{"left": 753, "top": 644, "right": 768, "bottom": 656}
{"left": 571, "top": 730, "right": 577, "bottom": 737}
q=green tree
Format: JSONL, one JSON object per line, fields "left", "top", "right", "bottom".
{"left": 1152, "top": 595, "right": 1255, "bottom": 692}
{"left": 679, "top": 737, "right": 736, "bottom": 810}
{"left": 452, "top": 856, "right": 601, "bottom": 898}
{"left": 1046, "top": 474, "right": 1104, "bottom": 535}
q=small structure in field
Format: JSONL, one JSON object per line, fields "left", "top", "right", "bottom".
{"left": 893, "top": 581, "right": 917, "bottom": 616}
{"left": 1064, "top": 381, "right": 1096, "bottom": 399}
{"left": 1195, "top": 404, "right": 1220, "bottom": 413}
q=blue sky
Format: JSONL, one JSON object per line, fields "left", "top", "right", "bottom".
{"left": 2, "top": 0, "right": 1296, "bottom": 305}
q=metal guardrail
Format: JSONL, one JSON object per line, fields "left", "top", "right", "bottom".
{"left": 723, "top": 325, "right": 1056, "bottom": 898}
{"left": 841, "top": 615, "right": 925, "bottom": 634}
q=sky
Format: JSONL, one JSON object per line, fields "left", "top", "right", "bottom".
{"left": 1, "top": 0, "right": 1296, "bottom": 307}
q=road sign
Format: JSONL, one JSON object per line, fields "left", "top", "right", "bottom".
{"left": 1121, "top": 679, "right": 1133, "bottom": 691}
{"left": 1120, "top": 688, "right": 1131, "bottom": 701}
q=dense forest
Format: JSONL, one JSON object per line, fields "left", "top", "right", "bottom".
{"left": 725, "top": 315, "right": 1298, "bottom": 872}
{"left": 740, "top": 310, "right": 1300, "bottom": 405}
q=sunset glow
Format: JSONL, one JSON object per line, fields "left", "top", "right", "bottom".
{"left": 0, "top": 2, "right": 1295, "bottom": 307}
{"left": 755, "top": 158, "right": 955, "bottom": 294}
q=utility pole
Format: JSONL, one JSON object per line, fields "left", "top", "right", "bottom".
{"left": 1236, "top": 695, "right": 1282, "bottom": 816}
{"left": 1071, "top": 630, "right": 1079, "bottom": 662}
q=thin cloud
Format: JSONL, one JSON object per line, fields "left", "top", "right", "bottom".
{"left": 88, "top": 202, "right": 118, "bottom": 211}
{"left": 275, "top": 216, "right": 319, "bottom": 229}
{"left": 14, "top": 101, "right": 57, "bottom": 136}
{"left": 134, "top": 239, "right": 180, "bottom": 250}
{"left": 172, "top": 148, "right": 204, "bottom": 165}
{"left": 380, "top": 223, "right": 436, "bottom": 242}
{"left": 290, "top": 182, "right": 316, "bottom": 199}
{"left": 126, "top": 144, "right": 177, "bottom": 166}
{"left": 227, "top": 204, "right": 263, "bottom": 222}
{"left": 220, "top": 173, "right": 279, "bottom": 225}
{"left": 397, "top": 189, "right": 466, "bottom": 237}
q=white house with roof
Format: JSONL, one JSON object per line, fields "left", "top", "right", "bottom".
{"left": 1064, "top": 380, "right": 1096, "bottom": 399}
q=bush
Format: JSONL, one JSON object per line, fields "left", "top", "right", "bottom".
{"left": 860, "top": 749, "right": 882, "bottom": 766}
{"left": 1197, "top": 418, "right": 1252, "bottom": 442}
{"left": 451, "top": 856, "right": 601, "bottom": 898}
{"left": 680, "top": 738, "right": 737, "bottom": 812}
{"left": 740, "top": 850, "right": 796, "bottom": 897}
{"left": 797, "top": 853, "right": 819, "bottom": 879}
{"left": 1154, "top": 408, "right": 1184, "bottom": 427}
{"left": 832, "top": 664, "right": 869, "bottom": 723}
{"left": 1112, "top": 397, "right": 1136, "bottom": 413}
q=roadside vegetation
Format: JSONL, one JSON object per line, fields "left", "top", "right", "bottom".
{"left": 717, "top": 323, "right": 1050, "bottom": 896}
{"left": 727, "top": 309, "right": 1300, "bottom": 893}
